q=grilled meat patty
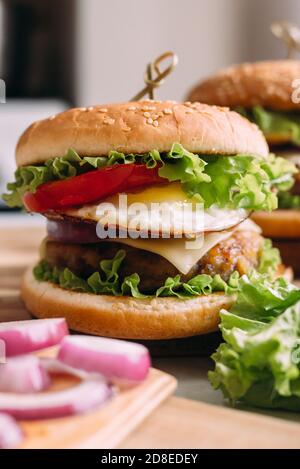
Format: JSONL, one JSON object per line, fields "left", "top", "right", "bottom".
{"left": 43, "top": 230, "right": 263, "bottom": 294}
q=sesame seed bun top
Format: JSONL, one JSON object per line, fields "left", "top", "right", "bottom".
{"left": 16, "top": 100, "right": 269, "bottom": 167}
{"left": 187, "top": 60, "right": 300, "bottom": 112}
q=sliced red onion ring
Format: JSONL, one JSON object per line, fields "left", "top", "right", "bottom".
{"left": 41, "top": 357, "right": 94, "bottom": 380}
{"left": 58, "top": 336, "right": 151, "bottom": 385}
{"left": 0, "top": 355, "right": 50, "bottom": 393}
{"left": 47, "top": 218, "right": 100, "bottom": 244}
{"left": 0, "top": 413, "right": 23, "bottom": 448}
{"left": 0, "top": 319, "right": 69, "bottom": 357}
{"left": 0, "top": 377, "right": 112, "bottom": 420}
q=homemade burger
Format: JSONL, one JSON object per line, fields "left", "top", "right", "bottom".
{"left": 187, "top": 60, "right": 300, "bottom": 273}
{"left": 3, "top": 101, "right": 295, "bottom": 339}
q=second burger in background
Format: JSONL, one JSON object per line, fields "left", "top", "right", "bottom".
{"left": 187, "top": 60, "right": 300, "bottom": 274}
{"left": 3, "top": 101, "right": 295, "bottom": 340}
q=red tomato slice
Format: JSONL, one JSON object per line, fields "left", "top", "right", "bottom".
{"left": 23, "top": 164, "right": 165, "bottom": 213}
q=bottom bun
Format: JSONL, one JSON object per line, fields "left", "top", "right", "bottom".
{"left": 251, "top": 210, "right": 300, "bottom": 276}
{"left": 21, "top": 267, "right": 236, "bottom": 340}
{"left": 251, "top": 210, "right": 300, "bottom": 238}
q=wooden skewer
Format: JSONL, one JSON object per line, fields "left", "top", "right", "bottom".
{"left": 131, "top": 51, "right": 178, "bottom": 101}
{"left": 271, "top": 21, "right": 300, "bottom": 59}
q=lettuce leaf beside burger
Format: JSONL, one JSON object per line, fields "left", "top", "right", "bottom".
{"left": 209, "top": 273, "right": 300, "bottom": 411}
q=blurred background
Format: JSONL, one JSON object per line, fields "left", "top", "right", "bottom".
{"left": 1, "top": 0, "right": 300, "bottom": 208}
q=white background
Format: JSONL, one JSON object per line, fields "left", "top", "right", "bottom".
{"left": 75, "top": 0, "right": 300, "bottom": 105}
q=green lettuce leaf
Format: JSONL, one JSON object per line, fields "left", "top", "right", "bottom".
{"left": 33, "top": 250, "right": 242, "bottom": 299}
{"left": 87, "top": 249, "right": 126, "bottom": 295}
{"left": 32, "top": 234, "right": 279, "bottom": 300}
{"left": 253, "top": 106, "right": 300, "bottom": 146}
{"left": 209, "top": 273, "right": 300, "bottom": 410}
{"left": 158, "top": 143, "right": 210, "bottom": 186}
{"left": 4, "top": 165, "right": 50, "bottom": 208}
{"left": 237, "top": 105, "right": 300, "bottom": 146}
{"left": 59, "top": 269, "right": 90, "bottom": 292}
{"left": 258, "top": 239, "right": 281, "bottom": 276}
{"left": 3, "top": 144, "right": 296, "bottom": 212}
{"left": 34, "top": 260, "right": 90, "bottom": 292}
{"left": 227, "top": 272, "right": 300, "bottom": 322}
{"left": 121, "top": 273, "right": 148, "bottom": 298}
{"left": 154, "top": 271, "right": 239, "bottom": 299}
{"left": 193, "top": 153, "right": 295, "bottom": 210}
{"left": 278, "top": 190, "right": 300, "bottom": 209}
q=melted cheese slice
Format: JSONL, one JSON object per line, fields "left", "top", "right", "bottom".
{"left": 114, "top": 231, "right": 232, "bottom": 274}
{"left": 111, "top": 219, "right": 260, "bottom": 275}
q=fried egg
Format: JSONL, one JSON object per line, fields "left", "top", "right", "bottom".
{"left": 65, "top": 183, "right": 249, "bottom": 238}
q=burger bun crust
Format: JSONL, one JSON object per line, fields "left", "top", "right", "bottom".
{"left": 187, "top": 60, "right": 300, "bottom": 112}
{"left": 16, "top": 100, "right": 269, "bottom": 167}
{"left": 251, "top": 210, "right": 300, "bottom": 238}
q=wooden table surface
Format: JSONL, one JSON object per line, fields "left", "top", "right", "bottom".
{"left": 1, "top": 220, "right": 300, "bottom": 449}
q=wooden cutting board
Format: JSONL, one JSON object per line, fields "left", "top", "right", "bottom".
{"left": 0, "top": 226, "right": 177, "bottom": 449}
{"left": 18, "top": 366, "right": 176, "bottom": 449}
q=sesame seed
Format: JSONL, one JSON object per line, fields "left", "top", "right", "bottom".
{"left": 147, "top": 117, "right": 153, "bottom": 124}
{"left": 142, "top": 106, "right": 152, "bottom": 111}
{"left": 153, "top": 120, "right": 159, "bottom": 127}
{"left": 184, "top": 101, "right": 192, "bottom": 105}
{"left": 127, "top": 106, "right": 137, "bottom": 111}
{"left": 99, "top": 108, "right": 108, "bottom": 113}
{"left": 87, "top": 106, "right": 94, "bottom": 111}
{"left": 157, "top": 111, "right": 164, "bottom": 117}
{"left": 163, "top": 109, "right": 172, "bottom": 115}
{"left": 143, "top": 112, "right": 151, "bottom": 118}
{"left": 49, "top": 115, "right": 56, "bottom": 120}
{"left": 152, "top": 113, "right": 159, "bottom": 119}
{"left": 198, "top": 110, "right": 213, "bottom": 117}
{"left": 123, "top": 125, "right": 131, "bottom": 132}
{"left": 185, "top": 109, "right": 193, "bottom": 114}
{"left": 103, "top": 117, "right": 115, "bottom": 125}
